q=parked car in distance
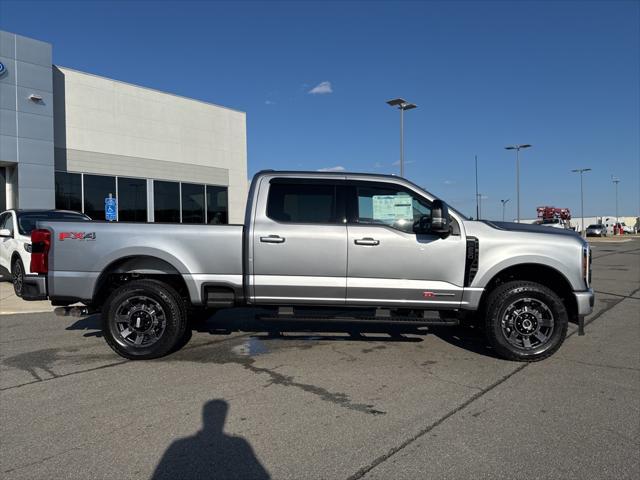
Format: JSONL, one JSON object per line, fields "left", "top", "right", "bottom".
{"left": 620, "top": 222, "right": 634, "bottom": 234}
{"left": 0, "top": 209, "right": 91, "bottom": 296}
{"left": 23, "top": 171, "right": 594, "bottom": 363}
{"left": 585, "top": 224, "right": 607, "bottom": 237}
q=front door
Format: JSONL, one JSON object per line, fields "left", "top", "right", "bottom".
{"left": 346, "top": 182, "right": 466, "bottom": 308}
{"left": 252, "top": 178, "right": 347, "bottom": 305}
{"left": 0, "top": 212, "right": 14, "bottom": 273}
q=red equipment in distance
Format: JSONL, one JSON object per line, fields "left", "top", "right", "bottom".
{"left": 537, "top": 206, "right": 572, "bottom": 221}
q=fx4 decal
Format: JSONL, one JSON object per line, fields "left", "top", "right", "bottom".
{"left": 59, "top": 232, "right": 96, "bottom": 241}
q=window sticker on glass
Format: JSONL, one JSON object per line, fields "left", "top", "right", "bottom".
{"left": 372, "top": 194, "right": 413, "bottom": 222}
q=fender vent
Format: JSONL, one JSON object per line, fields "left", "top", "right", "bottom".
{"left": 464, "top": 237, "right": 479, "bottom": 287}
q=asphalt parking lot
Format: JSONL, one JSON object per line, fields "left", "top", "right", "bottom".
{"left": 1, "top": 240, "right": 638, "bottom": 480}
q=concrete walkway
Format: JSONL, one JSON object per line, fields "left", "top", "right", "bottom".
{"left": 0, "top": 280, "right": 54, "bottom": 315}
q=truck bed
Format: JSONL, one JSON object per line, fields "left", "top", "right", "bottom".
{"left": 39, "top": 221, "right": 244, "bottom": 304}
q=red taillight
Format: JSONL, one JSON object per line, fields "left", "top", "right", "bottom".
{"left": 30, "top": 229, "right": 51, "bottom": 274}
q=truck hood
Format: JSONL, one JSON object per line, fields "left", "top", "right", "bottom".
{"left": 480, "top": 220, "right": 581, "bottom": 238}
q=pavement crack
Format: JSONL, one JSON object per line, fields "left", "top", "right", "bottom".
{"left": 345, "top": 362, "right": 528, "bottom": 480}
{"left": 0, "top": 361, "right": 128, "bottom": 392}
{"left": 346, "top": 286, "right": 640, "bottom": 480}
{"left": 559, "top": 358, "right": 640, "bottom": 372}
{"left": 594, "top": 290, "right": 640, "bottom": 300}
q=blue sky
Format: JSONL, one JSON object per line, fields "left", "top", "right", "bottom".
{"left": 1, "top": 0, "right": 638, "bottom": 220}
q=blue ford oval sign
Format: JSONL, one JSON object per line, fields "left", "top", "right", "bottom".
{"left": 0, "top": 62, "right": 5, "bottom": 76}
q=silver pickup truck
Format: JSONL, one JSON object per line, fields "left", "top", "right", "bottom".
{"left": 23, "top": 171, "right": 593, "bottom": 361}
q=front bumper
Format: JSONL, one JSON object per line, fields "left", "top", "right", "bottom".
{"left": 574, "top": 288, "right": 595, "bottom": 316}
{"left": 21, "top": 275, "right": 48, "bottom": 301}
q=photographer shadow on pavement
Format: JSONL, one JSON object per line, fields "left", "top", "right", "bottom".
{"left": 152, "top": 399, "right": 270, "bottom": 480}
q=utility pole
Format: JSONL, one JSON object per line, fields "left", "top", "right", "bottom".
{"left": 475, "top": 155, "right": 479, "bottom": 220}
{"left": 612, "top": 176, "right": 620, "bottom": 232}
{"left": 501, "top": 199, "right": 510, "bottom": 222}
{"left": 571, "top": 168, "right": 591, "bottom": 236}
{"left": 505, "top": 144, "right": 532, "bottom": 222}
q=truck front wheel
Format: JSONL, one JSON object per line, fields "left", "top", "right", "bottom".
{"left": 102, "top": 279, "right": 187, "bottom": 360}
{"left": 484, "top": 281, "right": 568, "bottom": 362}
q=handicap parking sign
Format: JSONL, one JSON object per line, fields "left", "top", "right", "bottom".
{"left": 105, "top": 196, "right": 117, "bottom": 221}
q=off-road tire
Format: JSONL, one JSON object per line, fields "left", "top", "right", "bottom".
{"left": 102, "top": 279, "right": 187, "bottom": 360}
{"left": 484, "top": 280, "right": 568, "bottom": 362}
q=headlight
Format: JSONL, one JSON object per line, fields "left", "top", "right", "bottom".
{"left": 24, "top": 243, "right": 32, "bottom": 253}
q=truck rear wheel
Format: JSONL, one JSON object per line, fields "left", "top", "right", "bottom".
{"left": 484, "top": 280, "right": 568, "bottom": 362}
{"left": 102, "top": 279, "right": 187, "bottom": 360}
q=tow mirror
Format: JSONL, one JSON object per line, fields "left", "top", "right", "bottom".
{"left": 429, "top": 199, "right": 451, "bottom": 236}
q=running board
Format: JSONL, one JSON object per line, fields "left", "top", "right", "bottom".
{"left": 257, "top": 308, "right": 459, "bottom": 326}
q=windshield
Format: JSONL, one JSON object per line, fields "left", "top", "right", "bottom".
{"left": 17, "top": 211, "right": 90, "bottom": 236}
{"left": 587, "top": 224, "right": 600, "bottom": 229}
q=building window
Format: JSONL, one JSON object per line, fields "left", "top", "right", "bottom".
{"left": 83, "top": 174, "right": 116, "bottom": 220}
{"left": 181, "top": 183, "right": 205, "bottom": 224}
{"left": 154, "top": 181, "right": 180, "bottom": 223}
{"left": 55, "top": 172, "right": 82, "bottom": 212}
{"left": 117, "top": 177, "right": 147, "bottom": 222}
{"left": 206, "top": 185, "right": 228, "bottom": 224}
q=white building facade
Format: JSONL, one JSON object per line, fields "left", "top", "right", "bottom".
{"left": 1, "top": 31, "right": 248, "bottom": 224}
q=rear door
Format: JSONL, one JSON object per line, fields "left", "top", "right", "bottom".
{"left": 345, "top": 181, "right": 467, "bottom": 308}
{"left": 251, "top": 178, "right": 347, "bottom": 305}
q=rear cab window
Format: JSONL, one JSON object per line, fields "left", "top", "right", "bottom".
{"left": 266, "top": 180, "right": 342, "bottom": 224}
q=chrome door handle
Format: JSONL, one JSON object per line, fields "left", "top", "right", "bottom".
{"left": 260, "top": 235, "right": 285, "bottom": 244}
{"left": 354, "top": 237, "right": 380, "bottom": 246}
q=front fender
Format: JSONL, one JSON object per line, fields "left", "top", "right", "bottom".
{"left": 473, "top": 254, "right": 578, "bottom": 290}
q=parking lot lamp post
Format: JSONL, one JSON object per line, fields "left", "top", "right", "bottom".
{"left": 504, "top": 144, "right": 532, "bottom": 223}
{"left": 612, "top": 176, "right": 620, "bottom": 232}
{"left": 386, "top": 98, "right": 417, "bottom": 177}
{"left": 501, "top": 198, "right": 510, "bottom": 221}
{"left": 571, "top": 168, "right": 591, "bottom": 236}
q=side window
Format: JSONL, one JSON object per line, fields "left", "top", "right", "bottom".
{"left": 355, "top": 185, "right": 431, "bottom": 233}
{"left": 1, "top": 213, "right": 14, "bottom": 234}
{"left": 267, "top": 182, "right": 336, "bottom": 224}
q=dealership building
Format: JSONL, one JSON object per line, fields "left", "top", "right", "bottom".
{"left": 0, "top": 30, "right": 248, "bottom": 224}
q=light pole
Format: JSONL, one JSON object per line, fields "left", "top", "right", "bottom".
{"left": 476, "top": 193, "right": 483, "bottom": 220}
{"left": 571, "top": 168, "right": 591, "bottom": 235}
{"left": 475, "top": 155, "right": 479, "bottom": 220}
{"left": 387, "top": 98, "right": 417, "bottom": 177}
{"left": 612, "top": 176, "right": 620, "bottom": 232}
{"left": 501, "top": 199, "right": 510, "bottom": 221}
{"left": 505, "top": 144, "right": 532, "bottom": 223}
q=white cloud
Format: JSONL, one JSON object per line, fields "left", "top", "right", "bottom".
{"left": 444, "top": 180, "right": 455, "bottom": 185}
{"left": 317, "top": 166, "right": 346, "bottom": 172}
{"left": 308, "top": 81, "right": 333, "bottom": 95}
{"left": 264, "top": 100, "right": 275, "bottom": 105}
{"left": 373, "top": 161, "right": 383, "bottom": 169}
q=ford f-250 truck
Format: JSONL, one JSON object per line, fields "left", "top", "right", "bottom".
{"left": 23, "top": 171, "right": 594, "bottom": 361}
